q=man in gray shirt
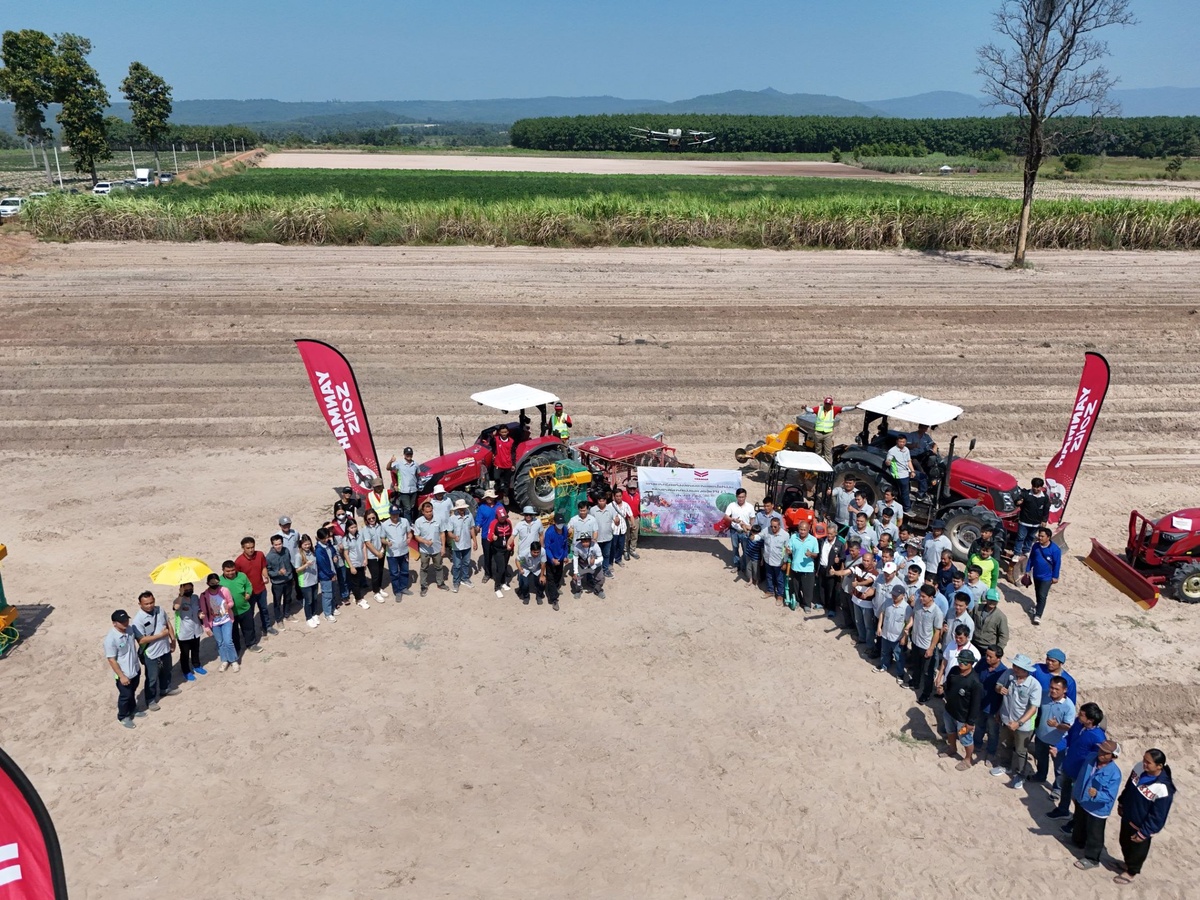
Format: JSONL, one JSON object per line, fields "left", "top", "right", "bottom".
{"left": 388, "top": 446, "right": 421, "bottom": 520}
{"left": 104, "top": 609, "right": 144, "bottom": 728}
{"left": 830, "top": 474, "right": 857, "bottom": 528}
{"left": 448, "top": 499, "right": 477, "bottom": 592}
{"left": 848, "top": 512, "right": 878, "bottom": 553}
{"left": 380, "top": 506, "right": 412, "bottom": 598}
{"left": 761, "top": 518, "right": 789, "bottom": 605}
{"left": 902, "top": 584, "right": 946, "bottom": 703}
{"left": 992, "top": 653, "right": 1043, "bottom": 788}
{"left": 874, "top": 487, "right": 904, "bottom": 528}
{"left": 429, "top": 484, "right": 454, "bottom": 530}
{"left": 567, "top": 501, "right": 599, "bottom": 548}
{"left": 131, "top": 590, "right": 178, "bottom": 711}
{"left": 923, "top": 520, "right": 953, "bottom": 572}
{"left": 412, "top": 500, "right": 449, "bottom": 596}
{"left": 593, "top": 496, "right": 617, "bottom": 577}
{"left": 514, "top": 506, "right": 544, "bottom": 559}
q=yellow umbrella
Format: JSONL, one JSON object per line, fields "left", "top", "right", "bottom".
{"left": 150, "top": 557, "right": 214, "bottom": 586}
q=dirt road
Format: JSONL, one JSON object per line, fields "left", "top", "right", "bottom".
{"left": 2, "top": 235, "right": 1199, "bottom": 898}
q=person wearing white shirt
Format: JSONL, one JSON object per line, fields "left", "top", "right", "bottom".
{"left": 612, "top": 495, "right": 633, "bottom": 565}
{"left": 724, "top": 489, "right": 755, "bottom": 577}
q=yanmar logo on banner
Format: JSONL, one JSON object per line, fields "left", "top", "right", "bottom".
{"left": 693, "top": 470, "right": 709, "bottom": 481}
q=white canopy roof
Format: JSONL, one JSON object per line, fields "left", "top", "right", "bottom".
{"left": 470, "top": 384, "right": 560, "bottom": 413}
{"left": 856, "top": 391, "right": 962, "bottom": 427}
{"left": 774, "top": 450, "right": 834, "bottom": 473}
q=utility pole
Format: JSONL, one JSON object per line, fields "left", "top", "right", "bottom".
{"left": 52, "top": 145, "right": 64, "bottom": 190}
{"left": 172, "top": 144, "right": 179, "bottom": 173}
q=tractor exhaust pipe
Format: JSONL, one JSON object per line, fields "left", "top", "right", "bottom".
{"left": 436, "top": 417, "right": 445, "bottom": 457}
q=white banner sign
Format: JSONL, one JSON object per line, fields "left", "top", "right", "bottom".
{"left": 636, "top": 466, "right": 742, "bottom": 538}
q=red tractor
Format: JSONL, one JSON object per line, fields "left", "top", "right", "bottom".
{"left": 572, "top": 429, "right": 688, "bottom": 500}
{"left": 1085, "top": 508, "right": 1200, "bottom": 608}
{"left": 827, "top": 392, "right": 1025, "bottom": 561}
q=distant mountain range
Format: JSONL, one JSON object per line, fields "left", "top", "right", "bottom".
{"left": 4, "top": 86, "right": 1200, "bottom": 134}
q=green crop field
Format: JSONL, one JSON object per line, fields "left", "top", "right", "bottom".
{"left": 20, "top": 166, "right": 1200, "bottom": 251}
{"left": 164, "top": 167, "right": 940, "bottom": 203}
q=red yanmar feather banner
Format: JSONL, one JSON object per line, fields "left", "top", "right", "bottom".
{"left": 0, "top": 746, "right": 68, "bottom": 899}
{"left": 295, "top": 340, "right": 382, "bottom": 495}
{"left": 1044, "top": 352, "right": 1110, "bottom": 526}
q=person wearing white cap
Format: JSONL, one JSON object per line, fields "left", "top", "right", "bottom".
{"left": 991, "top": 653, "right": 1043, "bottom": 789}
{"left": 448, "top": 499, "right": 477, "bottom": 592}
{"left": 429, "top": 484, "right": 453, "bottom": 530}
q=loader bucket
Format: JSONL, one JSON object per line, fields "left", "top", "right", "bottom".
{"left": 1084, "top": 538, "right": 1159, "bottom": 610}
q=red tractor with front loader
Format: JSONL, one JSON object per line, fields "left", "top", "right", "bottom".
{"left": 1085, "top": 508, "right": 1200, "bottom": 608}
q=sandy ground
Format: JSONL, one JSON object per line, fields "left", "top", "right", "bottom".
{"left": 259, "top": 150, "right": 1200, "bottom": 200}
{"left": 2, "top": 236, "right": 1200, "bottom": 898}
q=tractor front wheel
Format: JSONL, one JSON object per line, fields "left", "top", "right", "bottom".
{"left": 831, "top": 461, "right": 886, "bottom": 508}
{"left": 1171, "top": 562, "right": 1200, "bottom": 604}
{"left": 512, "top": 444, "right": 569, "bottom": 514}
{"left": 943, "top": 508, "right": 985, "bottom": 563}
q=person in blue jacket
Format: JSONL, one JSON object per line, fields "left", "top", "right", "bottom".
{"left": 1024, "top": 526, "right": 1062, "bottom": 625}
{"left": 1070, "top": 740, "right": 1122, "bottom": 870}
{"left": 1114, "top": 748, "right": 1176, "bottom": 885}
{"left": 1048, "top": 701, "right": 1107, "bottom": 814}
{"left": 1032, "top": 647, "right": 1077, "bottom": 702}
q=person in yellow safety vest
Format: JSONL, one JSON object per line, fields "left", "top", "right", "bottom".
{"left": 805, "top": 397, "right": 849, "bottom": 463}
{"left": 550, "top": 401, "right": 573, "bottom": 441}
{"left": 366, "top": 477, "right": 391, "bottom": 522}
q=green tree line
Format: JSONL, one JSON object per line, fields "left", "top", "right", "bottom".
{"left": 511, "top": 113, "right": 1200, "bottom": 158}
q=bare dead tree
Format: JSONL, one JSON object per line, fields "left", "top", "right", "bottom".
{"left": 976, "top": 0, "right": 1135, "bottom": 266}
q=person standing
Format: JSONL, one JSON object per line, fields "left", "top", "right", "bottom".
{"left": 935, "top": 625, "right": 980, "bottom": 702}
{"left": 364, "top": 478, "right": 391, "bottom": 524}
{"left": 314, "top": 527, "right": 340, "bottom": 623}
{"left": 991, "top": 653, "right": 1042, "bottom": 789}
{"left": 1025, "top": 527, "right": 1062, "bottom": 625}
{"left": 340, "top": 519, "right": 372, "bottom": 608}
{"left": 787, "top": 520, "right": 819, "bottom": 611}
{"left": 295, "top": 535, "right": 323, "bottom": 627}
{"left": 333, "top": 486, "right": 363, "bottom": 519}
{"left": 199, "top": 573, "right": 239, "bottom": 673}
{"left": 902, "top": 585, "right": 945, "bottom": 703}
{"left": 1033, "top": 648, "right": 1077, "bottom": 704}
{"left": 129, "top": 590, "right": 178, "bottom": 711}
{"left": 817, "top": 525, "right": 843, "bottom": 619}
{"left": 847, "top": 511, "right": 877, "bottom": 554}
{"left": 1031, "top": 675, "right": 1076, "bottom": 787}
{"left": 923, "top": 520, "right": 952, "bottom": 573}
{"left": 234, "top": 536, "right": 274, "bottom": 639}
{"left": 448, "top": 499, "right": 477, "bottom": 592}
{"left": 104, "top": 610, "right": 144, "bottom": 728}
{"left": 612, "top": 491, "right": 633, "bottom": 566}
{"left": 360, "top": 510, "right": 389, "bottom": 603}
{"left": 973, "top": 646, "right": 1008, "bottom": 766}
{"left": 567, "top": 500, "right": 599, "bottom": 548}
{"left": 265, "top": 533, "right": 296, "bottom": 626}
{"left": 971, "top": 589, "right": 1010, "bottom": 655}
{"left": 830, "top": 474, "right": 857, "bottom": 532}
{"left": 874, "top": 488, "right": 904, "bottom": 529}
{"left": 875, "top": 585, "right": 909, "bottom": 682}
{"left": 1114, "top": 748, "right": 1176, "bottom": 885}
{"left": 484, "top": 506, "right": 515, "bottom": 597}
{"left": 380, "top": 505, "right": 412, "bottom": 599}
{"left": 1071, "top": 740, "right": 1123, "bottom": 871}
{"left": 723, "top": 489, "right": 755, "bottom": 578}
{"left": 413, "top": 500, "right": 449, "bottom": 597}
{"left": 388, "top": 447, "right": 421, "bottom": 521}
{"left": 1012, "top": 477, "right": 1050, "bottom": 578}
{"left": 172, "top": 583, "right": 207, "bottom": 680}
{"left": 940, "top": 650, "right": 984, "bottom": 771}
{"left": 884, "top": 434, "right": 915, "bottom": 512}
{"left": 473, "top": 489, "right": 505, "bottom": 581}
{"left": 543, "top": 512, "right": 569, "bottom": 610}
{"left": 1049, "top": 702, "right": 1109, "bottom": 817}
{"left": 549, "top": 401, "right": 573, "bottom": 440}
{"left": 761, "top": 518, "right": 788, "bottom": 606}
{"left": 849, "top": 553, "right": 880, "bottom": 648}
{"left": 804, "top": 397, "right": 848, "bottom": 464}
{"left": 515, "top": 506, "right": 545, "bottom": 569}
{"left": 621, "top": 479, "right": 641, "bottom": 560}
{"left": 968, "top": 543, "right": 1000, "bottom": 591}
{"left": 219, "top": 559, "right": 260, "bottom": 655}
{"left": 491, "top": 424, "right": 516, "bottom": 501}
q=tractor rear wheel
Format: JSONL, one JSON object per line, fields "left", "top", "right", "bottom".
{"left": 1170, "top": 562, "right": 1200, "bottom": 604}
{"left": 831, "top": 461, "right": 886, "bottom": 507}
{"left": 512, "top": 444, "right": 569, "bottom": 514}
{"left": 943, "top": 508, "right": 986, "bottom": 563}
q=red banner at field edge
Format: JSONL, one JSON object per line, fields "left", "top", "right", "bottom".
{"left": 0, "top": 745, "right": 69, "bottom": 899}
{"left": 295, "top": 340, "right": 382, "bottom": 496}
{"left": 1044, "top": 351, "right": 1110, "bottom": 526}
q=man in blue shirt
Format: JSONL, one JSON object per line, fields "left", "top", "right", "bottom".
{"left": 542, "top": 513, "right": 570, "bottom": 610}
{"left": 1033, "top": 648, "right": 1077, "bottom": 702}
{"left": 473, "top": 489, "right": 505, "bottom": 582}
{"left": 1031, "top": 675, "right": 1076, "bottom": 786}
{"left": 1025, "top": 526, "right": 1062, "bottom": 625}
{"left": 1071, "top": 740, "right": 1123, "bottom": 869}
{"left": 973, "top": 645, "right": 1008, "bottom": 766}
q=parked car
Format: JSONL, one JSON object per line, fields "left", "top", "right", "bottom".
{"left": 92, "top": 182, "right": 112, "bottom": 195}
{"left": 0, "top": 197, "right": 24, "bottom": 218}
{"left": 159, "top": 172, "right": 175, "bottom": 184}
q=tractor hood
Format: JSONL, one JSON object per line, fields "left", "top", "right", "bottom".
{"left": 948, "top": 458, "right": 1019, "bottom": 493}
{"left": 1155, "top": 509, "right": 1200, "bottom": 534}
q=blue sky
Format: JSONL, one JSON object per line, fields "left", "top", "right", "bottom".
{"left": 8, "top": 0, "right": 1196, "bottom": 101}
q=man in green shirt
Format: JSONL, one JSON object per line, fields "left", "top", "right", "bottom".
{"left": 221, "top": 560, "right": 261, "bottom": 657}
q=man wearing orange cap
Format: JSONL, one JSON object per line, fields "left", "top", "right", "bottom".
{"left": 805, "top": 397, "right": 850, "bottom": 463}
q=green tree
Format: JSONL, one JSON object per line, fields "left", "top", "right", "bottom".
{"left": 51, "top": 33, "right": 111, "bottom": 184}
{"left": 976, "top": 0, "right": 1136, "bottom": 266}
{"left": 0, "top": 29, "right": 57, "bottom": 186}
{"left": 120, "top": 61, "right": 172, "bottom": 176}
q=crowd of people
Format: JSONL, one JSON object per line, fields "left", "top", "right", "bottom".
{"left": 720, "top": 472, "right": 1175, "bottom": 884}
{"left": 102, "top": 441, "right": 1174, "bottom": 883}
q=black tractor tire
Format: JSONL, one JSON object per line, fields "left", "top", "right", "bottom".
{"left": 943, "top": 507, "right": 986, "bottom": 563}
{"left": 511, "top": 444, "right": 570, "bottom": 514}
{"left": 446, "top": 490, "right": 478, "bottom": 519}
{"left": 1170, "top": 561, "right": 1200, "bottom": 604}
{"left": 831, "top": 461, "right": 887, "bottom": 507}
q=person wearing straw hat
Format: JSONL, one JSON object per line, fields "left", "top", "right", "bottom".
{"left": 448, "top": 498, "right": 477, "bottom": 593}
{"left": 1071, "top": 739, "right": 1123, "bottom": 870}
{"left": 104, "top": 609, "right": 144, "bottom": 728}
{"left": 991, "top": 652, "right": 1042, "bottom": 789}
{"left": 474, "top": 489, "right": 505, "bottom": 582}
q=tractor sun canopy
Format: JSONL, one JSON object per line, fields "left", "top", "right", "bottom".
{"left": 856, "top": 391, "right": 963, "bottom": 427}
{"left": 470, "top": 384, "right": 560, "bottom": 413}
{"left": 773, "top": 450, "right": 833, "bottom": 473}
